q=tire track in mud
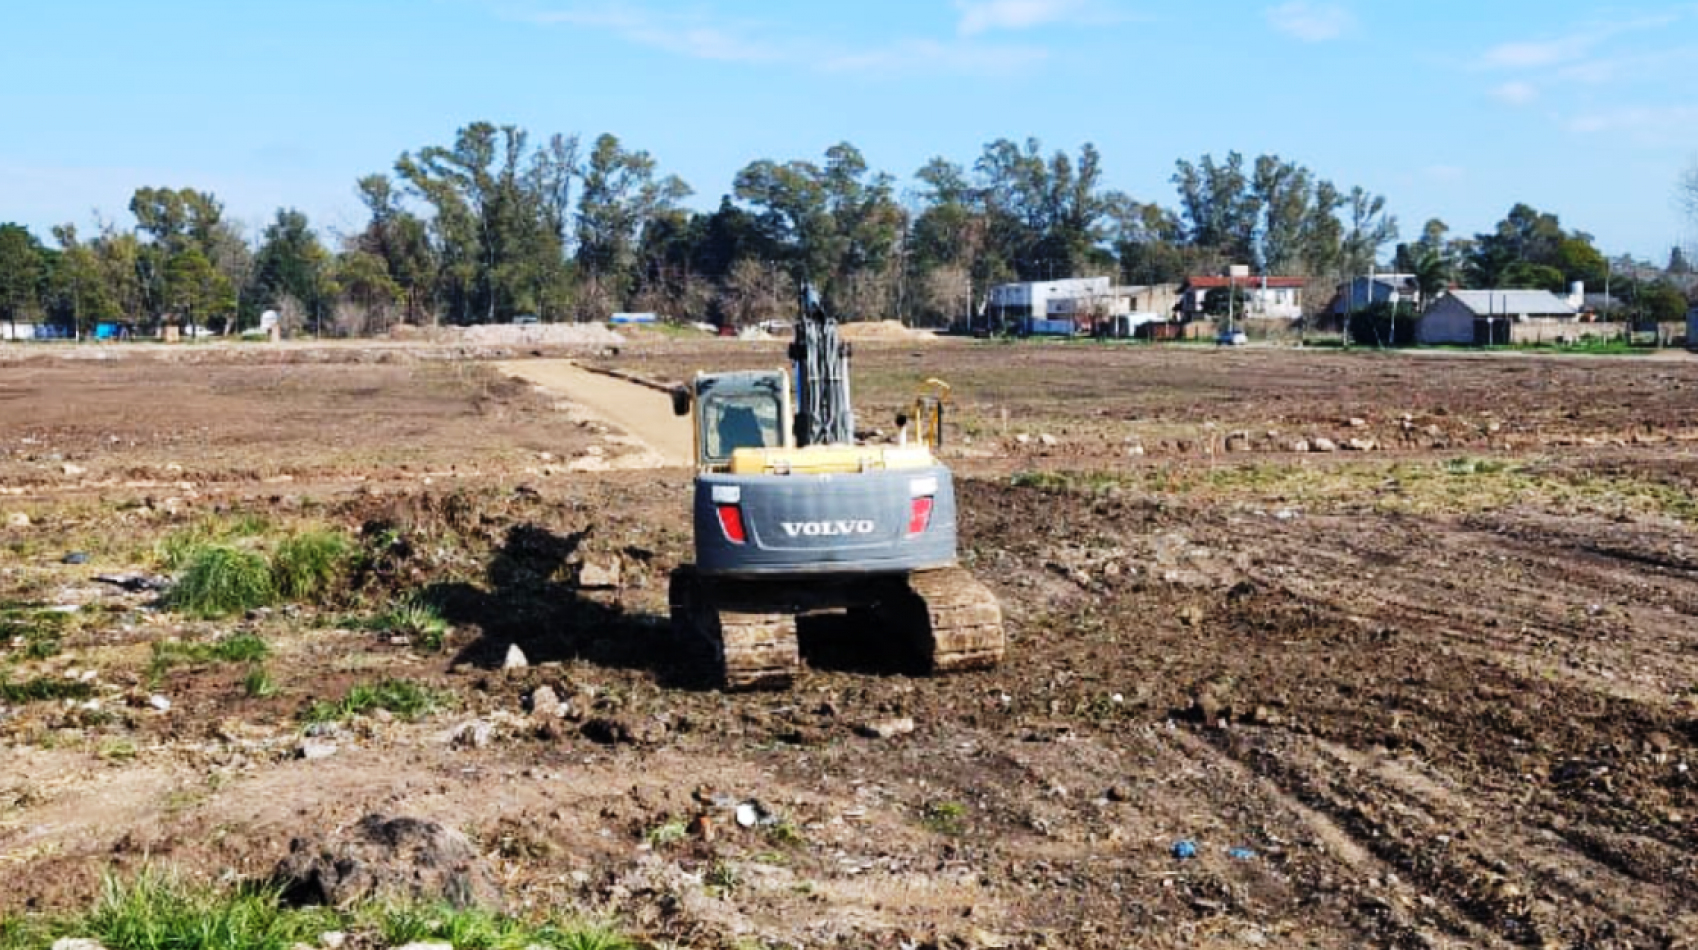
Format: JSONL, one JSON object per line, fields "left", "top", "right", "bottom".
{"left": 960, "top": 479, "right": 1696, "bottom": 946}
{"left": 1184, "top": 517, "right": 1698, "bottom": 946}
{"left": 1162, "top": 727, "right": 1513, "bottom": 948}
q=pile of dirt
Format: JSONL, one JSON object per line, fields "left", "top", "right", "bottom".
{"left": 837, "top": 320, "right": 940, "bottom": 343}
{"left": 276, "top": 813, "right": 503, "bottom": 909}
{"left": 388, "top": 323, "right": 626, "bottom": 346}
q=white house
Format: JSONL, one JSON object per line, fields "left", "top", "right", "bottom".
{"left": 1178, "top": 276, "right": 1307, "bottom": 320}
{"left": 1416, "top": 290, "right": 1577, "bottom": 345}
{"left": 987, "top": 277, "right": 1114, "bottom": 321}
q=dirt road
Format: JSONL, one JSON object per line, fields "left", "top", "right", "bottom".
{"left": 496, "top": 359, "right": 694, "bottom": 467}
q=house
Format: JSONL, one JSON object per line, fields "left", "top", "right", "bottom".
{"left": 1326, "top": 274, "right": 1419, "bottom": 315}
{"left": 1177, "top": 276, "right": 1307, "bottom": 321}
{"left": 1416, "top": 290, "right": 1577, "bottom": 345}
{"left": 1582, "top": 292, "right": 1625, "bottom": 319}
{"left": 983, "top": 278, "right": 1180, "bottom": 335}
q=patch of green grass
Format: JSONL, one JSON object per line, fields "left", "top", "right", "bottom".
{"left": 271, "top": 529, "right": 352, "bottom": 603}
{"left": 302, "top": 678, "right": 447, "bottom": 725}
{"left": 0, "top": 912, "right": 47, "bottom": 950}
{"left": 98, "top": 739, "right": 139, "bottom": 761}
{"left": 0, "top": 674, "right": 95, "bottom": 705}
{"left": 84, "top": 870, "right": 330, "bottom": 950}
{"left": 168, "top": 545, "right": 275, "bottom": 618}
{"left": 374, "top": 594, "right": 452, "bottom": 652}
{"left": 360, "top": 904, "right": 632, "bottom": 950}
{"left": 0, "top": 605, "right": 70, "bottom": 660}
{"left": 156, "top": 515, "right": 273, "bottom": 571}
{"left": 148, "top": 633, "right": 271, "bottom": 681}
{"left": 764, "top": 820, "right": 805, "bottom": 848}
{"left": 0, "top": 871, "right": 636, "bottom": 950}
{"left": 1444, "top": 456, "right": 1514, "bottom": 476}
{"left": 703, "top": 860, "right": 742, "bottom": 895}
{"left": 920, "top": 800, "right": 968, "bottom": 836}
{"left": 643, "top": 819, "right": 689, "bottom": 849}
{"left": 242, "top": 665, "right": 278, "bottom": 699}
{"left": 1008, "top": 470, "right": 1076, "bottom": 492}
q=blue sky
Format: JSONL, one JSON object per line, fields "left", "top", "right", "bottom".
{"left": 2, "top": 0, "right": 1694, "bottom": 264}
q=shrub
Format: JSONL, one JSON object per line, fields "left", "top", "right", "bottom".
{"left": 156, "top": 515, "right": 271, "bottom": 571}
{"left": 272, "top": 529, "right": 352, "bottom": 602}
{"left": 169, "top": 545, "right": 274, "bottom": 618}
{"left": 376, "top": 594, "right": 451, "bottom": 652}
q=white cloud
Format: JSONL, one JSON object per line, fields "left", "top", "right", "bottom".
{"left": 955, "top": 0, "right": 1089, "bottom": 35}
{"left": 825, "top": 37, "right": 1048, "bottom": 75}
{"left": 519, "top": 5, "right": 785, "bottom": 64}
{"left": 1489, "top": 80, "right": 1539, "bottom": 106}
{"left": 1473, "top": 10, "right": 1698, "bottom": 145}
{"left": 1480, "top": 37, "right": 1589, "bottom": 70}
{"left": 1567, "top": 104, "right": 1698, "bottom": 137}
{"left": 1480, "top": 13, "right": 1682, "bottom": 71}
{"left": 509, "top": 2, "right": 1055, "bottom": 76}
{"left": 1265, "top": 2, "right": 1355, "bottom": 43}
{"left": 1556, "top": 43, "right": 1698, "bottom": 85}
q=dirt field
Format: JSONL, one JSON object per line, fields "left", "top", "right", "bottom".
{"left": 2, "top": 338, "right": 1696, "bottom": 948}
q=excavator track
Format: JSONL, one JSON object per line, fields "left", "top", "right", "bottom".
{"left": 669, "top": 567, "right": 799, "bottom": 690}
{"left": 897, "top": 567, "right": 1005, "bottom": 673}
{"left": 669, "top": 565, "right": 1001, "bottom": 688}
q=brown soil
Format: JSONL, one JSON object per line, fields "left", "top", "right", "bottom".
{"left": 2, "top": 340, "right": 1696, "bottom": 948}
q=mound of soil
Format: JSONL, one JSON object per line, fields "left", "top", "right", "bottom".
{"left": 837, "top": 320, "right": 939, "bottom": 343}
{"left": 276, "top": 813, "right": 503, "bottom": 910}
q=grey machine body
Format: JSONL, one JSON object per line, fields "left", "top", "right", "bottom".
{"left": 692, "top": 467, "right": 960, "bottom": 578}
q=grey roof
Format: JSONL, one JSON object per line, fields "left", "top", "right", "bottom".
{"left": 1443, "top": 290, "right": 1576, "bottom": 317}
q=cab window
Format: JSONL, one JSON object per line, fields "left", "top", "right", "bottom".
{"left": 703, "top": 393, "right": 781, "bottom": 461}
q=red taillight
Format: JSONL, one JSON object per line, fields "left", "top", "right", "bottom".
{"left": 716, "top": 504, "right": 747, "bottom": 544}
{"left": 907, "top": 496, "right": 934, "bottom": 535}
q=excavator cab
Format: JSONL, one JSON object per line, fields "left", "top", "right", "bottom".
{"left": 673, "top": 370, "right": 792, "bottom": 471}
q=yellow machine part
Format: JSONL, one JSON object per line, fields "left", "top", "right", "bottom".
{"left": 728, "top": 444, "right": 935, "bottom": 475}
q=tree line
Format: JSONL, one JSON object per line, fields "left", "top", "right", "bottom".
{"left": 1, "top": 120, "right": 1693, "bottom": 336}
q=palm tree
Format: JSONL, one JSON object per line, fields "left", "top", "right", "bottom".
{"left": 1411, "top": 246, "right": 1452, "bottom": 310}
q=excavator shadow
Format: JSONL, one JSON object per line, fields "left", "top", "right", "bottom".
{"left": 431, "top": 523, "right": 713, "bottom": 689}
{"left": 795, "top": 612, "right": 923, "bottom": 678}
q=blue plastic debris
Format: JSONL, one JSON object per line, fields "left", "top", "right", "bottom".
{"left": 1228, "top": 846, "right": 1257, "bottom": 861}
{"left": 1171, "top": 839, "right": 1198, "bottom": 859}
{"left": 62, "top": 552, "right": 89, "bottom": 565}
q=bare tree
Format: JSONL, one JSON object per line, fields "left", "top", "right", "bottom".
{"left": 573, "top": 275, "right": 616, "bottom": 323}
{"left": 1681, "top": 158, "right": 1698, "bottom": 221}
{"left": 331, "top": 300, "right": 371, "bottom": 338}
{"left": 837, "top": 265, "right": 897, "bottom": 321}
{"left": 720, "top": 259, "right": 794, "bottom": 329}
{"left": 275, "top": 294, "right": 308, "bottom": 337}
{"left": 921, "top": 265, "right": 971, "bottom": 328}
{"left": 1680, "top": 158, "right": 1698, "bottom": 253}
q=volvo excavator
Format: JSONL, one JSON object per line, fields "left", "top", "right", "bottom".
{"left": 668, "top": 288, "right": 1005, "bottom": 689}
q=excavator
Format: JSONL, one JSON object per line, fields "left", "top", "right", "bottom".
{"left": 668, "top": 287, "right": 1005, "bottom": 689}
